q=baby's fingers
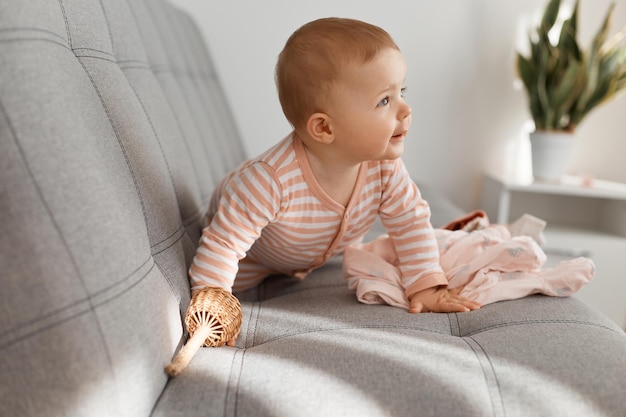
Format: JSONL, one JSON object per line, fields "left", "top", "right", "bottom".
{"left": 437, "top": 299, "right": 473, "bottom": 313}
{"left": 455, "top": 296, "right": 481, "bottom": 311}
{"left": 449, "top": 288, "right": 481, "bottom": 311}
{"left": 431, "top": 293, "right": 481, "bottom": 313}
{"left": 409, "top": 299, "right": 427, "bottom": 314}
{"left": 226, "top": 330, "right": 240, "bottom": 347}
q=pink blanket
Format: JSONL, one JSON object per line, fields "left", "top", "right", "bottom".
{"left": 343, "top": 213, "right": 594, "bottom": 310}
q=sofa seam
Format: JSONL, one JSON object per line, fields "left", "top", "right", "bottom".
{"left": 124, "top": 70, "right": 186, "bottom": 244}
{"left": 251, "top": 302, "right": 263, "bottom": 347}
{"left": 463, "top": 319, "right": 620, "bottom": 336}
{"left": 464, "top": 336, "right": 505, "bottom": 417}
{"left": 166, "top": 10, "right": 234, "bottom": 176}
{"left": 74, "top": 43, "right": 187, "bottom": 311}
{"left": 448, "top": 312, "right": 461, "bottom": 337}
{"left": 251, "top": 324, "right": 452, "bottom": 346}
{"left": 72, "top": 52, "right": 180, "bottom": 329}
{"left": 255, "top": 282, "right": 347, "bottom": 299}
{"left": 0, "top": 28, "right": 69, "bottom": 49}
{"left": 76, "top": 57, "right": 150, "bottom": 231}
{"left": 126, "top": 0, "right": 211, "bottom": 205}
{"left": 0, "top": 256, "right": 155, "bottom": 350}
{"left": 150, "top": 224, "right": 185, "bottom": 255}
{"left": 219, "top": 347, "right": 246, "bottom": 417}
{"left": 97, "top": 0, "right": 188, "bottom": 244}
{"left": 96, "top": 0, "right": 115, "bottom": 56}
{"left": 0, "top": 86, "right": 112, "bottom": 378}
{"left": 57, "top": 0, "right": 72, "bottom": 48}
{"left": 242, "top": 301, "right": 256, "bottom": 349}
{"left": 141, "top": 2, "right": 224, "bottom": 184}
{"left": 0, "top": 27, "right": 67, "bottom": 40}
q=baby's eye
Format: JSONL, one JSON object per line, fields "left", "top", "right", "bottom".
{"left": 377, "top": 97, "right": 390, "bottom": 107}
{"left": 400, "top": 87, "right": 407, "bottom": 98}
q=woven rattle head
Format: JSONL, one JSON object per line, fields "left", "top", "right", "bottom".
{"left": 184, "top": 287, "right": 242, "bottom": 347}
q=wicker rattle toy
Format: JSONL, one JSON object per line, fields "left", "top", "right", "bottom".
{"left": 165, "top": 287, "right": 242, "bottom": 377}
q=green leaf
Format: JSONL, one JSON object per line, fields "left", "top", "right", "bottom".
{"left": 551, "top": 59, "right": 583, "bottom": 108}
{"left": 599, "top": 45, "right": 626, "bottom": 82}
{"left": 517, "top": 53, "right": 537, "bottom": 91}
{"left": 592, "top": 3, "right": 615, "bottom": 51}
{"left": 551, "top": 59, "right": 586, "bottom": 127}
{"left": 576, "top": 2, "right": 618, "bottom": 121}
{"left": 557, "top": 2, "right": 580, "bottom": 61}
{"left": 516, "top": 0, "right": 626, "bottom": 131}
{"left": 541, "top": 0, "right": 561, "bottom": 35}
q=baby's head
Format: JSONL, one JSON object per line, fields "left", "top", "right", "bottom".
{"left": 276, "top": 18, "right": 400, "bottom": 132}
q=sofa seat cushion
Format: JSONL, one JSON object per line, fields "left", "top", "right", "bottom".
{"left": 154, "top": 257, "right": 625, "bottom": 417}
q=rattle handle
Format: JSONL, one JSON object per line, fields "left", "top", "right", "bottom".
{"left": 164, "top": 325, "right": 212, "bottom": 377}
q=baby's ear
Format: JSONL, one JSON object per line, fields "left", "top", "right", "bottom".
{"left": 306, "top": 112, "right": 335, "bottom": 144}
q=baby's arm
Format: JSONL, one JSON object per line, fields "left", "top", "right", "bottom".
{"left": 378, "top": 160, "right": 481, "bottom": 314}
{"left": 408, "top": 282, "right": 481, "bottom": 313}
{"left": 188, "top": 162, "right": 282, "bottom": 344}
{"left": 189, "top": 162, "right": 281, "bottom": 292}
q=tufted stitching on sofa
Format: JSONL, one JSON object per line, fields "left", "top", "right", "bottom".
{"left": 0, "top": 256, "right": 156, "bottom": 350}
{"left": 98, "top": 0, "right": 188, "bottom": 247}
{"left": 463, "top": 336, "right": 505, "bottom": 417}
{"left": 62, "top": 42, "right": 192, "bottom": 255}
{"left": 462, "top": 319, "right": 621, "bottom": 337}
{"left": 75, "top": 55, "right": 149, "bottom": 225}
{"left": 57, "top": 0, "right": 72, "bottom": 48}
{"left": 73, "top": 3, "right": 193, "bottom": 311}
{"left": 73, "top": 48, "right": 115, "bottom": 60}
{"left": 251, "top": 302, "right": 264, "bottom": 348}
{"left": 0, "top": 27, "right": 69, "bottom": 46}
{"left": 140, "top": 3, "right": 221, "bottom": 195}
{"left": 0, "top": 25, "right": 117, "bottom": 381}
{"left": 448, "top": 312, "right": 461, "bottom": 337}
{"left": 124, "top": 2, "right": 213, "bottom": 226}
{"left": 230, "top": 349, "right": 248, "bottom": 416}
{"left": 96, "top": 0, "right": 115, "bottom": 55}
{"left": 168, "top": 13, "right": 235, "bottom": 178}
{"left": 0, "top": 100, "right": 101, "bottom": 353}
{"left": 125, "top": 1, "right": 220, "bottom": 216}
{"left": 0, "top": 23, "right": 168, "bottom": 346}
{"left": 241, "top": 304, "right": 622, "bottom": 348}
{"left": 73, "top": 49, "right": 187, "bottom": 297}
{"left": 248, "top": 324, "right": 459, "bottom": 347}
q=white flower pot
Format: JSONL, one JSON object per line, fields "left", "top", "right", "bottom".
{"left": 529, "top": 131, "right": 575, "bottom": 181}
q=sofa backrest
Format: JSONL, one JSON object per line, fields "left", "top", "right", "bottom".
{"left": 0, "top": 1, "right": 246, "bottom": 415}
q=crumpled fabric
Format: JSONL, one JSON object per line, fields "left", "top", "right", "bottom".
{"left": 343, "top": 213, "right": 594, "bottom": 310}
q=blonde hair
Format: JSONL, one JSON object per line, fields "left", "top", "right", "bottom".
{"left": 275, "top": 17, "right": 400, "bottom": 130}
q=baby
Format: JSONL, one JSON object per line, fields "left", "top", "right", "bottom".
{"left": 189, "top": 17, "right": 480, "bottom": 345}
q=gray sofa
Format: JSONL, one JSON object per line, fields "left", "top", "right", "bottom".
{"left": 1, "top": 1, "right": 625, "bottom": 416}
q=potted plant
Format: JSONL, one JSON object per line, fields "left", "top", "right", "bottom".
{"left": 516, "top": 0, "right": 626, "bottom": 180}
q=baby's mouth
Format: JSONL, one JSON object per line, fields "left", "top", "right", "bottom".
{"left": 391, "top": 131, "right": 407, "bottom": 140}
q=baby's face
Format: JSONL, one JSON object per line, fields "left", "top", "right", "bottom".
{"left": 325, "top": 48, "right": 411, "bottom": 164}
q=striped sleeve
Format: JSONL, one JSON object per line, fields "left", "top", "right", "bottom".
{"left": 378, "top": 159, "right": 447, "bottom": 298}
{"left": 189, "top": 161, "right": 282, "bottom": 292}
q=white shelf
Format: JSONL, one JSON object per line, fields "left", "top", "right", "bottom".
{"left": 493, "top": 173, "right": 626, "bottom": 201}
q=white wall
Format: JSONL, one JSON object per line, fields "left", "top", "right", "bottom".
{"left": 170, "top": 0, "right": 626, "bottom": 211}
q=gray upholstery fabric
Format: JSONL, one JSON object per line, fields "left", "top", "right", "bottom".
{"left": 1, "top": 1, "right": 625, "bottom": 417}
{"left": 0, "top": 1, "right": 244, "bottom": 416}
{"left": 155, "top": 262, "right": 626, "bottom": 417}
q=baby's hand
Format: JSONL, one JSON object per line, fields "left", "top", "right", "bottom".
{"left": 409, "top": 286, "right": 481, "bottom": 314}
{"left": 189, "top": 287, "right": 242, "bottom": 347}
{"left": 226, "top": 332, "right": 239, "bottom": 347}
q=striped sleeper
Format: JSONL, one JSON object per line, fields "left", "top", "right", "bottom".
{"left": 189, "top": 133, "right": 444, "bottom": 296}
